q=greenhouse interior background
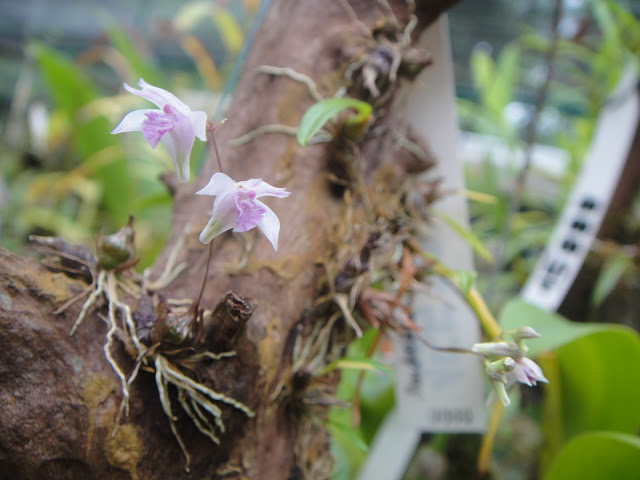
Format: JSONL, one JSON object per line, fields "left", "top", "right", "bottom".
{"left": 1, "top": 0, "right": 639, "bottom": 479}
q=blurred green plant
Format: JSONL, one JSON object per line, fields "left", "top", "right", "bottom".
{"left": 461, "top": 0, "right": 640, "bottom": 304}
{"left": 0, "top": 1, "right": 257, "bottom": 267}
{"left": 500, "top": 300, "right": 640, "bottom": 478}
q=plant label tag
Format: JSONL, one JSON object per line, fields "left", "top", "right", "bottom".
{"left": 358, "top": 16, "right": 485, "bottom": 480}
{"left": 521, "top": 70, "right": 639, "bottom": 311}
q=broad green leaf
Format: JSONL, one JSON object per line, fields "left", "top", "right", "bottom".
{"left": 555, "top": 329, "right": 640, "bottom": 438}
{"left": 297, "top": 98, "right": 372, "bottom": 146}
{"left": 328, "top": 419, "right": 368, "bottom": 453}
{"left": 537, "top": 352, "right": 564, "bottom": 475}
{"left": 545, "top": 432, "right": 640, "bottom": 480}
{"left": 329, "top": 417, "right": 369, "bottom": 480}
{"left": 359, "top": 365, "right": 394, "bottom": 445}
{"left": 433, "top": 210, "right": 493, "bottom": 263}
{"left": 591, "top": 254, "right": 633, "bottom": 307}
{"left": 503, "top": 300, "right": 640, "bottom": 468}
{"left": 499, "top": 299, "right": 629, "bottom": 357}
{"left": 29, "top": 43, "right": 97, "bottom": 116}
{"left": 30, "top": 43, "right": 130, "bottom": 223}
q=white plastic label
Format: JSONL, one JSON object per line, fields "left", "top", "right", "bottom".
{"left": 521, "top": 70, "right": 639, "bottom": 311}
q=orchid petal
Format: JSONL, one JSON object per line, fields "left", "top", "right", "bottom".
{"left": 111, "top": 109, "right": 157, "bottom": 134}
{"left": 160, "top": 115, "right": 195, "bottom": 182}
{"left": 196, "top": 172, "right": 236, "bottom": 197}
{"left": 199, "top": 192, "right": 238, "bottom": 244}
{"left": 520, "top": 357, "right": 548, "bottom": 384}
{"left": 256, "top": 202, "right": 281, "bottom": 251}
{"left": 124, "top": 79, "right": 191, "bottom": 115}
{"left": 513, "top": 366, "right": 534, "bottom": 386}
{"left": 238, "top": 178, "right": 291, "bottom": 199}
{"left": 189, "top": 110, "right": 208, "bottom": 142}
{"left": 234, "top": 191, "right": 266, "bottom": 232}
{"left": 141, "top": 110, "right": 177, "bottom": 148}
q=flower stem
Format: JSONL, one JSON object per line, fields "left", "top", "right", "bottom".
{"left": 418, "top": 251, "right": 502, "bottom": 339}
{"left": 195, "top": 240, "right": 214, "bottom": 312}
{"left": 207, "top": 119, "right": 227, "bottom": 173}
{"left": 477, "top": 399, "right": 504, "bottom": 474}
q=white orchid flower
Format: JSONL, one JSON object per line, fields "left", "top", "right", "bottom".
{"left": 196, "top": 172, "right": 290, "bottom": 250}
{"left": 112, "top": 78, "right": 207, "bottom": 182}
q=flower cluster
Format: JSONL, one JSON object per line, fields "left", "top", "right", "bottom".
{"left": 472, "top": 326, "right": 548, "bottom": 406}
{"left": 112, "top": 79, "right": 290, "bottom": 250}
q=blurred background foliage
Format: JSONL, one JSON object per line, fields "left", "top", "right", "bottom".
{"left": 1, "top": 0, "right": 639, "bottom": 479}
{"left": 0, "top": 0, "right": 259, "bottom": 267}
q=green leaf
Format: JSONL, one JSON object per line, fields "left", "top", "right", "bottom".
{"left": 470, "top": 48, "right": 494, "bottom": 101}
{"left": 555, "top": 329, "right": 640, "bottom": 439}
{"left": 174, "top": 1, "right": 212, "bottom": 31}
{"left": 545, "top": 432, "right": 640, "bottom": 480}
{"left": 297, "top": 97, "right": 372, "bottom": 146}
{"left": 329, "top": 328, "right": 389, "bottom": 480}
{"left": 30, "top": 43, "right": 130, "bottom": 223}
{"left": 499, "top": 299, "right": 630, "bottom": 357}
{"left": 591, "top": 254, "right": 633, "bottom": 307}
{"left": 212, "top": 9, "right": 244, "bottom": 54}
{"left": 329, "top": 417, "right": 369, "bottom": 480}
{"left": 433, "top": 210, "right": 493, "bottom": 263}
{"left": 29, "top": 43, "right": 98, "bottom": 116}
{"left": 503, "top": 301, "right": 640, "bottom": 470}
{"left": 107, "top": 24, "right": 161, "bottom": 85}
{"left": 454, "top": 270, "right": 477, "bottom": 295}
{"left": 490, "top": 44, "right": 520, "bottom": 116}
{"left": 328, "top": 419, "right": 369, "bottom": 453}
{"left": 316, "top": 358, "right": 389, "bottom": 377}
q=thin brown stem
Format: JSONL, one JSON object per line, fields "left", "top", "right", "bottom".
{"left": 195, "top": 240, "right": 214, "bottom": 312}
{"left": 207, "top": 119, "right": 227, "bottom": 173}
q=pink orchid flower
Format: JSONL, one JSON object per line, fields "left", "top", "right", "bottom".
{"left": 509, "top": 356, "right": 548, "bottom": 387}
{"left": 196, "top": 172, "right": 291, "bottom": 250}
{"left": 111, "top": 79, "right": 208, "bottom": 182}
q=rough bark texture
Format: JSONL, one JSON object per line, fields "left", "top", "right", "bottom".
{"left": 0, "top": 1, "right": 458, "bottom": 478}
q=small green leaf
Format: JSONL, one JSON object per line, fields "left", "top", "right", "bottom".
{"left": 490, "top": 44, "right": 520, "bottom": 116}
{"left": 454, "top": 270, "right": 477, "bottom": 295}
{"left": 174, "top": 1, "right": 212, "bottom": 31}
{"left": 545, "top": 432, "right": 640, "bottom": 480}
{"left": 591, "top": 254, "right": 633, "bottom": 307}
{"left": 212, "top": 9, "right": 244, "bottom": 54}
{"left": 297, "top": 97, "right": 372, "bottom": 146}
{"left": 470, "top": 48, "right": 494, "bottom": 100}
{"left": 433, "top": 210, "right": 494, "bottom": 263}
{"left": 316, "top": 358, "right": 389, "bottom": 378}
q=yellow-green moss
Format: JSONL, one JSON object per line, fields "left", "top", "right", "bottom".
{"left": 104, "top": 424, "right": 142, "bottom": 480}
{"left": 82, "top": 375, "right": 116, "bottom": 459}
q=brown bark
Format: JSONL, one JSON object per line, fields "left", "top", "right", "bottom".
{"left": 0, "top": 1, "right": 458, "bottom": 478}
